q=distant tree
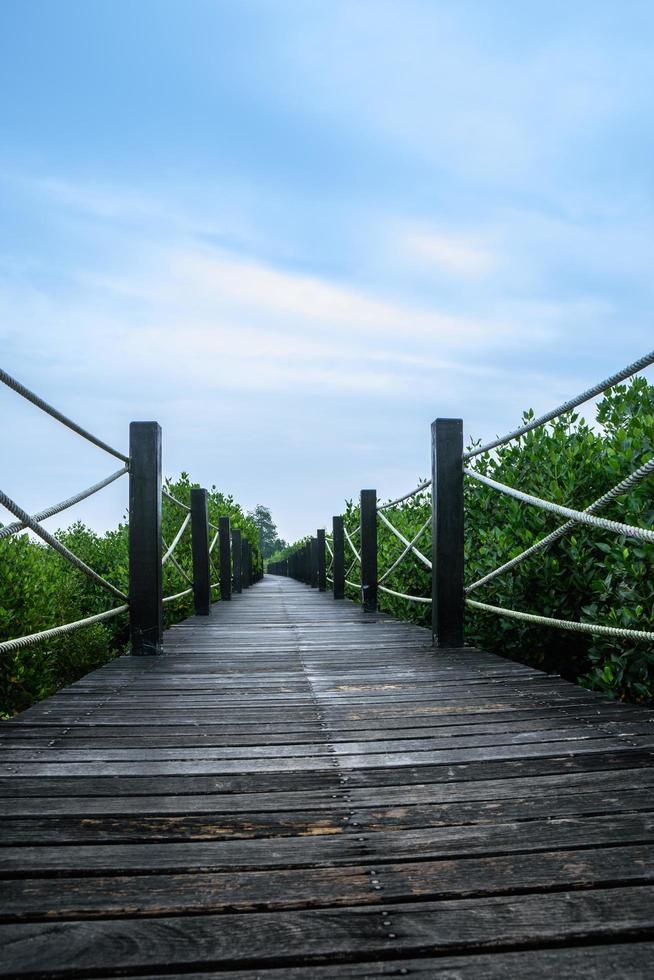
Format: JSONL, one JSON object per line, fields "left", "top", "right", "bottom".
{"left": 248, "top": 505, "right": 283, "bottom": 558}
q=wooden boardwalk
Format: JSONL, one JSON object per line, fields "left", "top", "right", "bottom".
{"left": 1, "top": 576, "right": 654, "bottom": 977}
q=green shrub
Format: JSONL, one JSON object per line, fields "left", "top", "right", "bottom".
{"left": 0, "top": 472, "right": 261, "bottom": 716}
{"left": 339, "top": 378, "right": 654, "bottom": 704}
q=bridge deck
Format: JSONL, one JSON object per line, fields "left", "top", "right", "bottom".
{"left": 1, "top": 576, "right": 654, "bottom": 977}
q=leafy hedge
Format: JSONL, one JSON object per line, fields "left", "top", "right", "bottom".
{"left": 0, "top": 473, "right": 261, "bottom": 717}
{"left": 340, "top": 378, "right": 654, "bottom": 704}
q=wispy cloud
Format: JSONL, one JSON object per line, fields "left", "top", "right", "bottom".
{"left": 400, "top": 226, "right": 498, "bottom": 277}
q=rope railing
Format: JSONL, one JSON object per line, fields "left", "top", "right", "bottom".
{"left": 465, "top": 456, "right": 654, "bottom": 594}
{"left": 0, "top": 489, "right": 128, "bottom": 601}
{"left": 1, "top": 368, "right": 129, "bottom": 463}
{"left": 277, "top": 346, "right": 654, "bottom": 658}
{"left": 464, "top": 468, "right": 654, "bottom": 544}
{"left": 461, "top": 352, "right": 654, "bottom": 644}
{"left": 464, "top": 349, "right": 654, "bottom": 461}
{"left": 162, "top": 587, "right": 193, "bottom": 605}
{"left": 378, "top": 480, "right": 430, "bottom": 511}
{"left": 0, "top": 604, "right": 130, "bottom": 655}
{"left": 378, "top": 517, "right": 431, "bottom": 585}
{"left": 343, "top": 524, "right": 361, "bottom": 562}
{"left": 163, "top": 489, "right": 191, "bottom": 512}
{"left": 162, "top": 540, "right": 193, "bottom": 586}
{"left": 377, "top": 510, "right": 432, "bottom": 570}
{"left": 379, "top": 584, "right": 431, "bottom": 604}
{"left": 161, "top": 513, "right": 191, "bottom": 565}
{"left": 2, "top": 371, "right": 263, "bottom": 660}
{"left": 0, "top": 466, "right": 129, "bottom": 541}
{"left": 467, "top": 599, "right": 654, "bottom": 642}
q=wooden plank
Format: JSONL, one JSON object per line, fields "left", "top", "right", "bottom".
{"left": 3, "top": 784, "right": 654, "bottom": 842}
{"left": 2, "top": 844, "right": 652, "bottom": 921}
{"left": 3, "top": 812, "right": 654, "bottom": 876}
{"left": 110, "top": 944, "right": 654, "bottom": 980}
{"left": 2, "top": 887, "right": 654, "bottom": 975}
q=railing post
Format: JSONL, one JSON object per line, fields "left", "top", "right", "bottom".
{"left": 232, "top": 528, "right": 242, "bottom": 593}
{"left": 317, "top": 528, "right": 326, "bottom": 592}
{"left": 310, "top": 537, "right": 318, "bottom": 588}
{"left": 129, "top": 421, "right": 163, "bottom": 655}
{"left": 431, "top": 418, "right": 464, "bottom": 648}
{"left": 219, "top": 516, "right": 232, "bottom": 601}
{"left": 190, "top": 488, "right": 211, "bottom": 616}
{"left": 242, "top": 540, "right": 250, "bottom": 588}
{"left": 332, "top": 515, "right": 345, "bottom": 599}
{"left": 360, "top": 489, "right": 377, "bottom": 613}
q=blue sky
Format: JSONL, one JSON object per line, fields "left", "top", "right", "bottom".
{"left": 1, "top": 0, "right": 653, "bottom": 541}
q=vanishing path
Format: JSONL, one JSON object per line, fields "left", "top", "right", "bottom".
{"left": 1, "top": 576, "right": 654, "bottom": 976}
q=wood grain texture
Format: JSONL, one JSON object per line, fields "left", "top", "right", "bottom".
{"left": 1, "top": 575, "right": 653, "bottom": 978}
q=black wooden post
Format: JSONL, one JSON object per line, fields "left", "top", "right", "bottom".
{"left": 431, "top": 418, "right": 464, "bottom": 648}
{"left": 190, "top": 488, "right": 211, "bottom": 616}
{"left": 232, "top": 528, "right": 242, "bottom": 593}
{"left": 219, "top": 516, "right": 232, "bottom": 601}
{"left": 129, "top": 421, "right": 163, "bottom": 655}
{"left": 317, "top": 528, "right": 326, "bottom": 592}
{"left": 332, "top": 515, "right": 345, "bottom": 600}
{"left": 242, "top": 540, "right": 250, "bottom": 588}
{"left": 360, "top": 489, "right": 377, "bottom": 613}
{"left": 310, "top": 537, "right": 318, "bottom": 588}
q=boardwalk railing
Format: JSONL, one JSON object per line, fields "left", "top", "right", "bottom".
{"left": 273, "top": 350, "right": 654, "bottom": 650}
{"left": 0, "top": 370, "right": 261, "bottom": 658}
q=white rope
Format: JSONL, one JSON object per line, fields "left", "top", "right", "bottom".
{"left": 0, "top": 489, "right": 128, "bottom": 600}
{"left": 162, "top": 489, "right": 191, "bottom": 512}
{"left": 0, "top": 466, "right": 129, "bottom": 541}
{"left": 467, "top": 598, "right": 654, "bottom": 642}
{"left": 0, "top": 367, "right": 129, "bottom": 463}
{"left": 211, "top": 582, "right": 220, "bottom": 590}
{"left": 344, "top": 525, "right": 361, "bottom": 562}
{"left": 161, "top": 513, "right": 191, "bottom": 565}
{"left": 325, "top": 538, "right": 334, "bottom": 558}
{"left": 345, "top": 578, "right": 360, "bottom": 590}
{"left": 344, "top": 557, "right": 358, "bottom": 580}
{"left": 379, "top": 516, "right": 432, "bottom": 584}
{"left": 378, "top": 480, "right": 430, "bottom": 511}
{"left": 0, "top": 604, "right": 129, "bottom": 654}
{"left": 326, "top": 574, "right": 333, "bottom": 583}
{"left": 466, "top": 456, "right": 654, "bottom": 594}
{"left": 162, "top": 587, "right": 193, "bottom": 604}
{"left": 379, "top": 584, "right": 431, "bottom": 604}
{"left": 209, "top": 530, "right": 219, "bottom": 554}
{"left": 163, "top": 545, "right": 193, "bottom": 586}
{"left": 464, "top": 349, "right": 654, "bottom": 460}
{"left": 378, "top": 510, "right": 432, "bottom": 569}
{"left": 464, "top": 468, "right": 654, "bottom": 544}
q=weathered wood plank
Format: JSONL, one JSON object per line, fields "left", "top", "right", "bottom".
{"left": 110, "top": 944, "right": 654, "bottom": 980}
{"left": 3, "top": 845, "right": 652, "bottom": 921}
{"left": 3, "top": 887, "right": 654, "bottom": 975}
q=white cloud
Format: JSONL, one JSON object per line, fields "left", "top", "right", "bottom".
{"left": 400, "top": 227, "right": 498, "bottom": 277}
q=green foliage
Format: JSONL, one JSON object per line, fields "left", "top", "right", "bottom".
{"left": 345, "top": 378, "right": 654, "bottom": 704}
{"left": 266, "top": 536, "right": 308, "bottom": 568}
{"left": 0, "top": 472, "right": 262, "bottom": 717}
{"left": 248, "top": 504, "right": 287, "bottom": 559}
